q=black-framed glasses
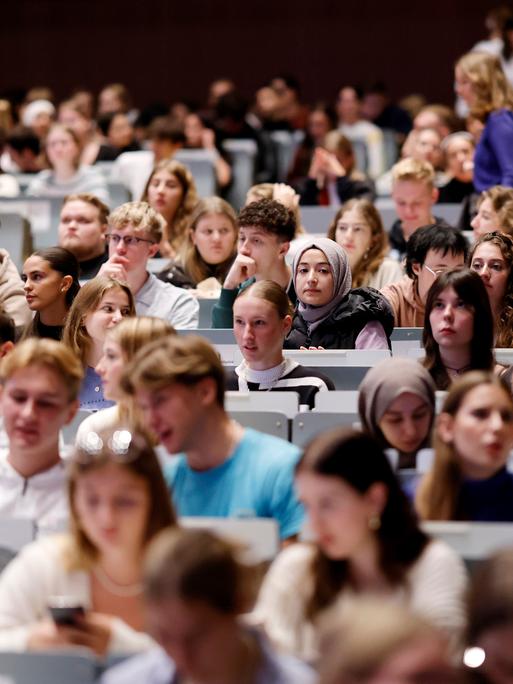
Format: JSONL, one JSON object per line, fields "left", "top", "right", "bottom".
{"left": 105, "top": 233, "right": 156, "bottom": 248}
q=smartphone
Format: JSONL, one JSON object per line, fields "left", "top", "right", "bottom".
{"left": 48, "top": 597, "right": 85, "bottom": 627}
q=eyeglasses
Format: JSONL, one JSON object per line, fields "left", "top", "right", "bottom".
{"left": 423, "top": 264, "right": 448, "bottom": 278}
{"left": 105, "top": 234, "right": 156, "bottom": 248}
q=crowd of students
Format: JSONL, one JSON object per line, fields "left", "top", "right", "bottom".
{"left": 2, "top": 9, "right": 513, "bottom": 683}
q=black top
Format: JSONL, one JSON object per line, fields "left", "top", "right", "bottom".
{"left": 79, "top": 250, "right": 109, "bottom": 280}
{"left": 225, "top": 364, "right": 335, "bottom": 409}
{"left": 300, "top": 174, "right": 375, "bottom": 206}
{"left": 285, "top": 287, "right": 394, "bottom": 350}
{"left": 437, "top": 178, "right": 475, "bottom": 204}
{"left": 388, "top": 216, "right": 453, "bottom": 258}
{"left": 34, "top": 320, "right": 64, "bottom": 341}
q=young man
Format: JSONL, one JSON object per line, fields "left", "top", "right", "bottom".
{"left": 99, "top": 201, "right": 198, "bottom": 328}
{"left": 58, "top": 193, "right": 110, "bottom": 279}
{"left": 389, "top": 158, "right": 450, "bottom": 258}
{"left": 3, "top": 126, "right": 43, "bottom": 173}
{"left": 0, "top": 338, "right": 82, "bottom": 536}
{"left": 121, "top": 334, "right": 304, "bottom": 543}
{"left": 381, "top": 223, "right": 468, "bottom": 327}
{"left": 212, "top": 198, "right": 296, "bottom": 328}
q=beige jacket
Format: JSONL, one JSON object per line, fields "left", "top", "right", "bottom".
{"left": 0, "top": 249, "right": 31, "bottom": 328}
{"left": 381, "top": 274, "right": 425, "bottom": 327}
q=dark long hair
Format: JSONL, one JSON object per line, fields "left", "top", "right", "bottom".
{"left": 422, "top": 267, "right": 494, "bottom": 390}
{"left": 296, "top": 428, "right": 429, "bottom": 619}
{"left": 22, "top": 247, "right": 81, "bottom": 340}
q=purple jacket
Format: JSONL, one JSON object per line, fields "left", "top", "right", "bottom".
{"left": 474, "top": 109, "right": 513, "bottom": 191}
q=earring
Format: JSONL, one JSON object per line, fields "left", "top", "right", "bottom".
{"left": 363, "top": 249, "right": 370, "bottom": 261}
{"left": 368, "top": 515, "right": 381, "bottom": 531}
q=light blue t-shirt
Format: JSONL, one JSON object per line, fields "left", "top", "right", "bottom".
{"left": 164, "top": 428, "right": 304, "bottom": 539}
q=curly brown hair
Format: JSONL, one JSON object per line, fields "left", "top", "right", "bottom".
{"left": 469, "top": 231, "right": 513, "bottom": 348}
{"left": 327, "top": 199, "right": 389, "bottom": 287}
{"left": 237, "top": 198, "right": 296, "bottom": 241}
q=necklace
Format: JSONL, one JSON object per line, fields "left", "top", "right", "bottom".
{"left": 93, "top": 566, "right": 143, "bottom": 597}
{"left": 444, "top": 363, "right": 472, "bottom": 375}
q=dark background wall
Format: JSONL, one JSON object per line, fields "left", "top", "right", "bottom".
{"left": 0, "top": 0, "right": 503, "bottom": 108}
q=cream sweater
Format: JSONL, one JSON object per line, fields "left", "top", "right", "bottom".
{"left": 252, "top": 540, "right": 467, "bottom": 662}
{"left": 0, "top": 535, "right": 155, "bottom": 653}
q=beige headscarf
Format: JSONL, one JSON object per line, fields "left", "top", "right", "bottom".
{"left": 358, "top": 358, "right": 436, "bottom": 449}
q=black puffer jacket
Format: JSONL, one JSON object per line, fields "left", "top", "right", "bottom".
{"left": 284, "top": 287, "right": 394, "bottom": 350}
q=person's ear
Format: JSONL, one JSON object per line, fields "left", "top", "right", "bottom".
{"left": 282, "top": 314, "right": 292, "bottom": 336}
{"left": 431, "top": 187, "right": 439, "bottom": 204}
{"left": 189, "top": 228, "right": 197, "bottom": 246}
{"left": 365, "top": 482, "right": 388, "bottom": 517}
{"left": 148, "top": 240, "right": 160, "bottom": 258}
{"left": 0, "top": 341, "right": 14, "bottom": 358}
{"left": 436, "top": 412, "right": 454, "bottom": 444}
{"left": 196, "top": 377, "right": 218, "bottom": 407}
{"left": 61, "top": 275, "right": 73, "bottom": 293}
{"left": 278, "top": 240, "right": 290, "bottom": 258}
{"left": 64, "top": 399, "right": 80, "bottom": 426}
{"left": 411, "top": 261, "right": 422, "bottom": 278}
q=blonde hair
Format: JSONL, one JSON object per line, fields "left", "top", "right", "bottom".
{"left": 237, "top": 280, "right": 293, "bottom": 318}
{"left": 477, "top": 185, "right": 513, "bottom": 236}
{"left": 391, "top": 157, "right": 435, "bottom": 189}
{"left": 179, "top": 197, "right": 237, "bottom": 286}
{"left": 0, "top": 337, "right": 83, "bottom": 401}
{"left": 415, "top": 371, "right": 513, "bottom": 520}
{"left": 62, "top": 276, "right": 135, "bottom": 366}
{"left": 65, "top": 428, "right": 176, "bottom": 570}
{"left": 141, "top": 159, "right": 199, "bottom": 251}
{"left": 107, "top": 316, "right": 175, "bottom": 429}
{"left": 457, "top": 51, "right": 513, "bottom": 121}
{"left": 327, "top": 198, "right": 389, "bottom": 288}
{"left": 108, "top": 201, "right": 165, "bottom": 243}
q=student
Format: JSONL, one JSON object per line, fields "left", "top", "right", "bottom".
{"left": 422, "top": 268, "right": 494, "bottom": 390}
{"left": 4, "top": 125, "right": 43, "bottom": 173}
{"left": 253, "top": 428, "right": 467, "bottom": 662}
{"left": 416, "top": 372, "right": 513, "bottom": 522}
{"left": 471, "top": 185, "right": 513, "bottom": 239}
{"left": 381, "top": 223, "right": 467, "bottom": 327}
{"left": 358, "top": 358, "right": 436, "bottom": 469}
{"left": 0, "top": 428, "right": 176, "bottom": 654}
{"left": 469, "top": 231, "right": 513, "bottom": 347}
{"left": 389, "top": 158, "right": 445, "bottom": 258}
{"left": 78, "top": 316, "right": 175, "bottom": 440}
{"left": 26, "top": 124, "right": 109, "bottom": 203}
{"left": 285, "top": 238, "right": 393, "bottom": 350}
{"left": 141, "top": 159, "right": 199, "bottom": 258}
{"left": 157, "top": 197, "right": 237, "bottom": 292}
{"left": 62, "top": 276, "right": 135, "bottom": 411}
{"left": 102, "top": 528, "right": 316, "bottom": 684}
{"left": 0, "top": 338, "right": 82, "bottom": 535}
{"left": 212, "top": 199, "right": 296, "bottom": 328}
{"left": 228, "top": 281, "right": 334, "bottom": 409}
{"left": 327, "top": 198, "right": 403, "bottom": 289}
{"left": 438, "top": 132, "right": 475, "bottom": 204}
{"left": 121, "top": 334, "right": 304, "bottom": 543}
{"left": 58, "top": 193, "right": 110, "bottom": 279}
{"left": 21, "top": 247, "right": 81, "bottom": 341}
{"left": 99, "top": 201, "right": 199, "bottom": 329}
{"left": 319, "top": 599, "right": 456, "bottom": 684}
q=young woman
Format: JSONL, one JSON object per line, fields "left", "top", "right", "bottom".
{"left": 471, "top": 186, "right": 513, "bottom": 239}
{"left": 455, "top": 51, "right": 513, "bottom": 191}
{"left": 253, "top": 428, "right": 467, "bottom": 662}
{"left": 0, "top": 427, "right": 176, "bottom": 654}
{"left": 438, "top": 132, "right": 475, "bottom": 204}
{"left": 422, "top": 268, "right": 495, "bottom": 390}
{"left": 416, "top": 372, "right": 513, "bottom": 522}
{"left": 228, "top": 280, "right": 334, "bottom": 409}
{"left": 141, "top": 159, "right": 199, "bottom": 258}
{"left": 469, "top": 231, "right": 513, "bottom": 347}
{"left": 157, "top": 197, "right": 237, "bottom": 292}
{"left": 26, "top": 124, "right": 109, "bottom": 203}
{"left": 285, "top": 238, "right": 394, "bottom": 350}
{"left": 22, "top": 247, "right": 81, "bottom": 341}
{"left": 77, "top": 316, "right": 175, "bottom": 440}
{"left": 358, "top": 357, "right": 436, "bottom": 469}
{"left": 327, "top": 199, "right": 403, "bottom": 289}
{"left": 62, "top": 276, "right": 135, "bottom": 411}
{"left": 184, "top": 112, "right": 232, "bottom": 191}
{"left": 0, "top": 338, "right": 82, "bottom": 536}
{"left": 104, "top": 528, "right": 315, "bottom": 684}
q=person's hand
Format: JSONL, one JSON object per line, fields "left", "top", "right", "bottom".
{"left": 98, "top": 255, "right": 130, "bottom": 282}
{"left": 321, "top": 150, "right": 346, "bottom": 178}
{"left": 299, "top": 346, "right": 325, "bottom": 350}
{"left": 201, "top": 128, "right": 216, "bottom": 150}
{"left": 223, "top": 254, "right": 257, "bottom": 289}
{"left": 27, "top": 619, "right": 75, "bottom": 651}
{"left": 307, "top": 147, "right": 327, "bottom": 179}
{"left": 28, "top": 614, "right": 113, "bottom": 657}
{"left": 273, "top": 183, "right": 299, "bottom": 211}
